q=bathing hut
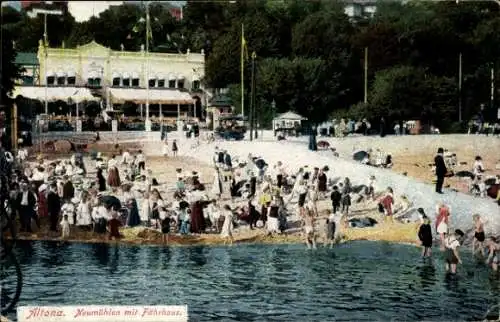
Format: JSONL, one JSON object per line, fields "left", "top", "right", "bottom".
{"left": 272, "top": 111, "right": 307, "bottom": 137}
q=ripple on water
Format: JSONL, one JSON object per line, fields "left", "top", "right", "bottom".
{"left": 9, "top": 241, "right": 500, "bottom": 322}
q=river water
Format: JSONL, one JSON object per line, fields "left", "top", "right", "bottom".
{"left": 8, "top": 241, "right": 500, "bottom": 321}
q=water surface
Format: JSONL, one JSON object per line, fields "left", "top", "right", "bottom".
{"left": 9, "top": 241, "right": 500, "bottom": 321}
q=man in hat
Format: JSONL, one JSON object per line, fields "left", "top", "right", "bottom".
{"left": 434, "top": 147, "right": 448, "bottom": 194}
{"left": 15, "top": 180, "right": 38, "bottom": 232}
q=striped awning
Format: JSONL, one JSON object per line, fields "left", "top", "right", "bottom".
{"left": 11, "top": 86, "right": 100, "bottom": 103}
{"left": 108, "top": 88, "right": 195, "bottom": 105}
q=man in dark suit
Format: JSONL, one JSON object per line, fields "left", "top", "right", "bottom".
{"left": 434, "top": 147, "right": 447, "bottom": 194}
{"left": 62, "top": 175, "right": 75, "bottom": 200}
{"left": 15, "top": 180, "right": 38, "bottom": 232}
{"left": 47, "top": 183, "right": 61, "bottom": 232}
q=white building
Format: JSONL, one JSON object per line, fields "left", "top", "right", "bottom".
{"left": 13, "top": 40, "right": 208, "bottom": 126}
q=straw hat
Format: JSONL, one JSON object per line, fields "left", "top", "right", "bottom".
{"left": 38, "top": 183, "right": 48, "bottom": 193}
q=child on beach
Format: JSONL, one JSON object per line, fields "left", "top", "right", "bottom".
{"left": 303, "top": 207, "right": 316, "bottom": 249}
{"left": 417, "top": 217, "right": 432, "bottom": 258}
{"left": 341, "top": 191, "right": 351, "bottom": 215}
{"left": 366, "top": 175, "right": 376, "bottom": 200}
{"left": 435, "top": 203, "right": 451, "bottom": 250}
{"left": 485, "top": 237, "right": 499, "bottom": 272}
{"left": 330, "top": 186, "right": 341, "bottom": 214}
{"left": 160, "top": 213, "right": 170, "bottom": 244}
{"left": 473, "top": 214, "right": 486, "bottom": 257}
{"left": 221, "top": 205, "right": 234, "bottom": 245}
{"left": 380, "top": 187, "right": 394, "bottom": 222}
{"left": 60, "top": 215, "right": 70, "bottom": 239}
{"left": 325, "top": 213, "right": 337, "bottom": 248}
{"left": 107, "top": 213, "right": 122, "bottom": 240}
{"left": 444, "top": 229, "right": 464, "bottom": 275}
{"left": 172, "top": 139, "right": 178, "bottom": 157}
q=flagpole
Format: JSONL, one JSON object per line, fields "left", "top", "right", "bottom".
{"left": 241, "top": 23, "right": 245, "bottom": 118}
{"left": 145, "top": 1, "right": 150, "bottom": 131}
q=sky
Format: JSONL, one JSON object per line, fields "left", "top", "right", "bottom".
{"left": 1, "top": 1, "right": 185, "bottom": 22}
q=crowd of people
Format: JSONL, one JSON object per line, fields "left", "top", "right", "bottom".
{"left": 2, "top": 138, "right": 498, "bottom": 278}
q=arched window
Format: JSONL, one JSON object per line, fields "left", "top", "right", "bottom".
{"left": 46, "top": 71, "right": 55, "bottom": 85}
{"left": 67, "top": 70, "right": 76, "bottom": 85}
{"left": 122, "top": 72, "right": 130, "bottom": 87}
{"left": 168, "top": 74, "right": 176, "bottom": 88}
{"left": 131, "top": 72, "right": 140, "bottom": 87}
{"left": 56, "top": 71, "right": 66, "bottom": 85}
{"left": 177, "top": 74, "right": 185, "bottom": 89}
{"left": 112, "top": 72, "right": 121, "bottom": 87}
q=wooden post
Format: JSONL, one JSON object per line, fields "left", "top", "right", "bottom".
{"left": 12, "top": 103, "right": 18, "bottom": 152}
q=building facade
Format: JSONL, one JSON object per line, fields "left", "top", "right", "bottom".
{"left": 38, "top": 40, "right": 204, "bottom": 93}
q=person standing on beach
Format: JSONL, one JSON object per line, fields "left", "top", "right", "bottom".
{"left": 330, "top": 186, "right": 341, "bottom": 214}
{"left": 434, "top": 147, "right": 447, "bottom": 194}
{"left": 172, "top": 139, "right": 178, "bottom": 157}
{"left": 472, "top": 214, "right": 486, "bottom": 257}
{"left": 221, "top": 205, "right": 234, "bottom": 245}
{"left": 47, "top": 183, "right": 61, "bottom": 232}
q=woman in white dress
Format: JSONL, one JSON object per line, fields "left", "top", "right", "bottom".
{"left": 220, "top": 205, "right": 234, "bottom": 245}
{"left": 76, "top": 192, "right": 92, "bottom": 229}
{"left": 211, "top": 167, "right": 223, "bottom": 199}
{"left": 162, "top": 139, "right": 169, "bottom": 157}
{"left": 266, "top": 199, "right": 280, "bottom": 235}
{"left": 61, "top": 200, "right": 76, "bottom": 225}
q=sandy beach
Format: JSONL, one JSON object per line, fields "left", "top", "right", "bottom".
{"left": 14, "top": 133, "right": 498, "bottom": 248}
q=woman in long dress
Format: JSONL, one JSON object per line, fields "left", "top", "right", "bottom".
{"left": 76, "top": 192, "right": 92, "bottom": 229}
{"left": 122, "top": 184, "right": 141, "bottom": 227}
{"left": 107, "top": 155, "right": 121, "bottom": 188}
{"left": 190, "top": 201, "right": 206, "bottom": 234}
{"left": 211, "top": 167, "right": 223, "bottom": 199}
{"left": 220, "top": 205, "right": 234, "bottom": 245}
{"left": 37, "top": 184, "right": 49, "bottom": 219}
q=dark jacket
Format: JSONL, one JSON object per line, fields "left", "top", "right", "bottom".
{"left": 330, "top": 191, "right": 342, "bottom": 206}
{"left": 62, "top": 181, "right": 75, "bottom": 200}
{"left": 15, "top": 190, "right": 37, "bottom": 210}
{"left": 434, "top": 154, "right": 447, "bottom": 177}
{"left": 47, "top": 191, "right": 61, "bottom": 215}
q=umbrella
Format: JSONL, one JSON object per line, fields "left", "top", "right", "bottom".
{"left": 353, "top": 151, "right": 369, "bottom": 162}
{"left": 100, "top": 195, "right": 122, "bottom": 210}
{"left": 455, "top": 171, "right": 474, "bottom": 179}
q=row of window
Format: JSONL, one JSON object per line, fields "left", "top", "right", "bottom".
{"left": 46, "top": 76, "right": 201, "bottom": 90}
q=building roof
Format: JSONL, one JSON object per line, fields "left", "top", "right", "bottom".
{"left": 15, "top": 52, "right": 38, "bottom": 66}
{"left": 274, "top": 111, "right": 307, "bottom": 121}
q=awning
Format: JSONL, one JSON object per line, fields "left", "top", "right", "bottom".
{"left": 122, "top": 72, "right": 130, "bottom": 79}
{"left": 56, "top": 71, "right": 66, "bottom": 78}
{"left": 112, "top": 72, "right": 121, "bottom": 79}
{"left": 11, "top": 86, "right": 100, "bottom": 103}
{"left": 177, "top": 74, "right": 185, "bottom": 80}
{"left": 156, "top": 73, "right": 164, "bottom": 80}
{"left": 108, "top": 88, "right": 195, "bottom": 105}
{"left": 67, "top": 70, "right": 76, "bottom": 78}
{"left": 168, "top": 74, "right": 176, "bottom": 81}
{"left": 192, "top": 74, "right": 200, "bottom": 81}
{"left": 148, "top": 74, "right": 156, "bottom": 80}
{"left": 132, "top": 72, "right": 139, "bottom": 79}
{"left": 88, "top": 71, "right": 98, "bottom": 79}
{"left": 46, "top": 71, "right": 55, "bottom": 77}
